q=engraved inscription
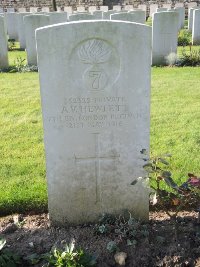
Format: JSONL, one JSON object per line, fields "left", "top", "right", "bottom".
{"left": 75, "top": 133, "right": 120, "bottom": 203}
{"left": 46, "top": 96, "right": 146, "bottom": 129}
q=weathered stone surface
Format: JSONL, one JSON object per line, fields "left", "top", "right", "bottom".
{"left": 5, "top": 12, "right": 18, "bottom": 40}
{"left": 103, "top": 10, "right": 116, "bottom": 19}
{"left": 24, "top": 14, "right": 49, "bottom": 65}
{"left": 42, "top": 7, "right": 50, "bottom": 12}
{"left": 150, "top": 4, "right": 158, "bottom": 16}
{"left": 17, "top": 12, "right": 30, "bottom": 49}
{"left": 88, "top": 6, "right": 97, "bottom": 13}
{"left": 113, "top": 5, "right": 121, "bottom": 11}
{"left": 152, "top": 11, "right": 179, "bottom": 65}
{"left": 124, "top": 5, "right": 133, "bottom": 11}
{"left": 49, "top": 12, "right": 68, "bottom": 24}
{"left": 111, "top": 11, "right": 145, "bottom": 24}
{"left": 69, "top": 13, "right": 94, "bottom": 21}
{"left": 156, "top": 8, "right": 168, "bottom": 12}
{"left": 174, "top": 7, "right": 185, "bottom": 29}
{"left": 100, "top": 6, "right": 108, "bottom": 12}
{"left": 64, "top": 6, "right": 73, "bottom": 14}
{"left": 36, "top": 20, "right": 151, "bottom": 225}
{"left": 188, "top": 7, "right": 200, "bottom": 32}
{"left": 192, "top": 9, "right": 200, "bottom": 45}
{"left": 93, "top": 10, "right": 103, "bottom": 19}
{"left": 77, "top": 6, "right": 86, "bottom": 12}
{"left": 0, "top": 16, "right": 8, "bottom": 68}
{"left": 30, "top": 7, "right": 39, "bottom": 13}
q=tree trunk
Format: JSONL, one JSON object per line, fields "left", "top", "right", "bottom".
{"left": 52, "top": 0, "right": 57, "bottom": 11}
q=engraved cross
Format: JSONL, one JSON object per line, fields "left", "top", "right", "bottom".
{"left": 75, "top": 133, "right": 120, "bottom": 203}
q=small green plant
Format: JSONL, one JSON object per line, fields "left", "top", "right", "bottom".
{"left": 44, "top": 239, "right": 97, "bottom": 267}
{"left": 8, "top": 39, "right": 16, "bottom": 51}
{"left": 178, "top": 47, "right": 200, "bottom": 66}
{"left": 14, "top": 57, "right": 26, "bottom": 72}
{"left": 132, "top": 150, "right": 200, "bottom": 239}
{"left": 0, "top": 237, "right": 21, "bottom": 267}
{"left": 178, "top": 29, "right": 191, "bottom": 46}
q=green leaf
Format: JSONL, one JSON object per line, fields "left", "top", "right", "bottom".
{"left": 163, "top": 176, "right": 179, "bottom": 190}
{"left": 162, "top": 171, "right": 172, "bottom": 178}
{"left": 158, "top": 158, "right": 169, "bottom": 165}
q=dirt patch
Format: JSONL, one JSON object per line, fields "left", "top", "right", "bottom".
{"left": 0, "top": 211, "right": 200, "bottom": 267}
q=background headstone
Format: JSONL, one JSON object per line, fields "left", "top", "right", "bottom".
{"left": 192, "top": 8, "right": 200, "bottom": 44}
{"left": 69, "top": 13, "right": 94, "bottom": 21}
{"left": 42, "top": 7, "right": 50, "bottom": 12}
{"left": 49, "top": 12, "right": 68, "bottom": 24}
{"left": 88, "top": 6, "right": 97, "bottom": 13}
{"left": 24, "top": 14, "right": 49, "bottom": 65}
{"left": 124, "top": 5, "right": 133, "bottom": 11}
{"left": 77, "top": 6, "right": 86, "bottom": 12}
{"left": 18, "top": 7, "right": 26, "bottom": 12}
{"left": 174, "top": 7, "right": 185, "bottom": 29}
{"left": 93, "top": 10, "right": 103, "bottom": 19}
{"left": 113, "top": 5, "right": 121, "bottom": 11}
{"left": 152, "top": 11, "right": 179, "bottom": 65}
{"left": 7, "top": 8, "right": 15, "bottom": 12}
{"left": 64, "top": 6, "right": 73, "bottom": 14}
{"left": 111, "top": 11, "right": 145, "bottom": 24}
{"left": 103, "top": 10, "right": 116, "bottom": 19}
{"left": 30, "top": 7, "right": 38, "bottom": 13}
{"left": 5, "top": 12, "right": 18, "bottom": 40}
{"left": 156, "top": 8, "right": 168, "bottom": 12}
{"left": 17, "top": 12, "right": 30, "bottom": 49}
{"left": 36, "top": 20, "right": 151, "bottom": 225}
{"left": 100, "top": 6, "right": 109, "bottom": 12}
{"left": 150, "top": 4, "right": 158, "bottom": 16}
{"left": 0, "top": 16, "right": 8, "bottom": 68}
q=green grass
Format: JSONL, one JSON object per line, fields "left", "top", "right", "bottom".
{"left": 0, "top": 51, "right": 200, "bottom": 215}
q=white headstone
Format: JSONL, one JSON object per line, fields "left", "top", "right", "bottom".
{"left": 42, "top": 7, "right": 50, "bottom": 12}
{"left": 188, "top": 7, "right": 200, "bottom": 31}
{"left": 138, "top": 4, "right": 146, "bottom": 12}
{"left": 69, "top": 13, "right": 94, "bottom": 21}
{"left": 150, "top": 4, "right": 158, "bottom": 16}
{"left": 36, "top": 20, "right": 151, "bottom": 225}
{"left": 88, "top": 6, "right": 97, "bottom": 13}
{"left": 156, "top": 8, "right": 168, "bottom": 12}
{"left": 100, "top": 6, "right": 109, "bottom": 12}
{"left": 113, "top": 5, "right": 121, "bottom": 11}
{"left": 77, "top": 6, "right": 86, "bottom": 12}
{"left": 0, "top": 16, "right": 8, "bottom": 68}
{"left": 30, "top": 7, "right": 39, "bottom": 13}
{"left": 128, "top": 10, "right": 146, "bottom": 23}
{"left": 5, "top": 12, "right": 18, "bottom": 40}
{"left": 64, "top": 6, "right": 73, "bottom": 14}
{"left": 174, "top": 7, "right": 185, "bottom": 29}
{"left": 175, "top": 2, "right": 184, "bottom": 7}
{"left": 103, "top": 10, "right": 116, "bottom": 19}
{"left": 7, "top": 8, "right": 15, "bottom": 13}
{"left": 192, "top": 8, "right": 200, "bottom": 44}
{"left": 152, "top": 11, "right": 179, "bottom": 65}
{"left": 188, "top": 2, "right": 197, "bottom": 9}
{"left": 17, "top": 12, "right": 30, "bottom": 49}
{"left": 111, "top": 11, "right": 145, "bottom": 24}
{"left": 49, "top": 12, "right": 68, "bottom": 24}
{"left": 124, "top": 5, "right": 133, "bottom": 11}
{"left": 0, "top": 8, "right": 3, "bottom": 13}
{"left": 162, "top": 4, "right": 171, "bottom": 9}
{"left": 18, "top": 8, "right": 26, "bottom": 12}
{"left": 24, "top": 14, "right": 49, "bottom": 65}
{"left": 93, "top": 10, "right": 103, "bottom": 19}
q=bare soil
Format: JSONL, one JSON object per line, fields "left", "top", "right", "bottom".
{"left": 0, "top": 211, "right": 200, "bottom": 267}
